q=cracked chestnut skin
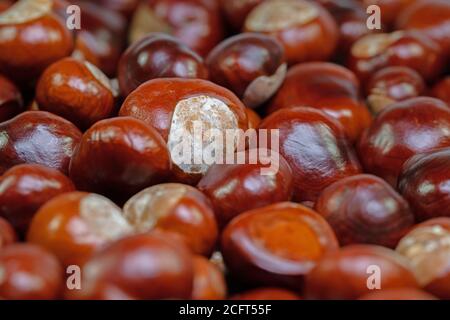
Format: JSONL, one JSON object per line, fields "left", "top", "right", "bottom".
{"left": 118, "top": 33, "right": 209, "bottom": 97}
{"left": 0, "top": 244, "right": 63, "bottom": 300}
{"left": 267, "top": 62, "right": 372, "bottom": 142}
{"left": 0, "top": 74, "right": 23, "bottom": 122}
{"left": 315, "top": 174, "right": 415, "bottom": 248}
{"left": 69, "top": 117, "right": 172, "bottom": 203}
{"left": 357, "top": 97, "right": 450, "bottom": 187}
{"left": 259, "top": 107, "right": 362, "bottom": 202}
{"left": 0, "top": 217, "right": 16, "bottom": 249}
{"left": 221, "top": 202, "right": 339, "bottom": 290}
{"left": 0, "top": 164, "right": 75, "bottom": 235}
{"left": 0, "top": 111, "right": 82, "bottom": 176}
{"left": 192, "top": 255, "right": 227, "bottom": 300}
{"left": 304, "top": 245, "right": 419, "bottom": 300}
{"left": 398, "top": 148, "right": 450, "bottom": 221}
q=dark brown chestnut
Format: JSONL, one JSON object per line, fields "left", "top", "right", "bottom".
{"left": 431, "top": 77, "right": 450, "bottom": 106}
{"left": 0, "top": 74, "right": 23, "bottom": 122}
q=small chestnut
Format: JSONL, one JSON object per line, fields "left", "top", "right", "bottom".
{"left": 0, "top": 111, "right": 82, "bottom": 176}
{"left": 244, "top": 0, "right": 338, "bottom": 65}
{"left": 118, "top": 33, "right": 209, "bottom": 97}
{"left": 0, "top": 217, "right": 16, "bottom": 248}
{"left": 27, "top": 191, "right": 133, "bottom": 267}
{"left": 0, "top": 74, "right": 23, "bottom": 122}
{"left": 431, "top": 77, "right": 450, "bottom": 106}
{"left": 192, "top": 255, "right": 227, "bottom": 300}
{"left": 315, "top": 174, "right": 415, "bottom": 248}
{"left": 123, "top": 183, "right": 218, "bottom": 256}
{"left": 206, "top": 33, "right": 286, "bottom": 109}
{"left": 0, "top": 164, "right": 75, "bottom": 235}
{"left": 358, "top": 288, "right": 437, "bottom": 300}
{"left": 357, "top": 97, "right": 450, "bottom": 186}
{"left": 221, "top": 202, "right": 339, "bottom": 290}
{"left": 230, "top": 288, "right": 301, "bottom": 300}
{"left": 36, "top": 57, "right": 117, "bottom": 130}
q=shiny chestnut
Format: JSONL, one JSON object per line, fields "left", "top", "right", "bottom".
{"left": 304, "top": 245, "right": 419, "bottom": 300}
{"left": 192, "top": 255, "right": 227, "bottom": 300}
{"left": 36, "top": 58, "right": 117, "bottom": 130}
{"left": 27, "top": 192, "right": 132, "bottom": 267}
{"left": 118, "top": 33, "right": 209, "bottom": 96}
{"left": 0, "top": 74, "right": 23, "bottom": 122}
{"left": 221, "top": 202, "right": 339, "bottom": 290}
{"left": 315, "top": 174, "right": 415, "bottom": 248}
{"left": 357, "top": 97, "right": 450, "bottom": 186}
{"left": 230, "top": 288, "right": 301, "bottom": 300}
{"left": 259, "top": 107, "right": 361, "bottom": 202}
{"left": 0, "top": 164, "right": 75, "bottom": 235}
{"left": 123, "top": 183, "right": 218, "bottom": 256}
{"left": 0, "top": 217, "right": 16, "bottom": 248}
{"left": 206, "top": 33, "right": 286, "bottom": 109}
{"left": 431, "top": 77, "right": 450, "bottom": 106}
{"left": 0, "top": 111, "right": 82, "bottom": 176}
{"left": 244, "top": 0, "right": 338, "bottom": 65}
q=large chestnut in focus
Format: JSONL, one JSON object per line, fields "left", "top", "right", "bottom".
{"left": 67, "top": 233, "right": 194, "bottom": 300}
{"left": 0, "top": 74, "right": 23, "bottom": 122}
{"left": 206, "top": 33, "right": 286, "bottom": 109}
{"left": 348, "top": 31, "right": 445, "bottom": 83}
{"left": 0, "top": 164, "right": 75, "bottom": 235}
{"left": 120, "top": 78, "right": 248, "bottom": 184}
{"left": 118, "top": 33, "right": 209, "bottom": 97}
{"left": 27, "top": 192, "right": 132, "bottom": 267}
{"left": 357, "top": 97, "right": 450, "bottom": 186}
{"left": 304, "top": 245, "right": 419, "bottom": 300}
{"left": 0, "top": 217, "right": 16, "bottom": 248}
{"left": 0, "top": 111, "right": 82, "bottom": 176}
{"left": 244, "top": 0, "right": 338, "bottom": 65}
{"left": 36, "top": 58, "right": 117, "bottom": 130}
{"left": 192, "top": 256, "right": 227, "bottom": 300}
{"left": 0, "top": 0, "right": 73, "bottom": 84}
{"left": 267, "top": 62, "right": 372, "bottom": 142}
{"left": 69, "top": 117, "right": 171, "bottom": 202}
{"left": 198, "top": 149, "right": 293, "bottom": 227}
{"left": 259, "top": 107, "right": 361, "bottom": 202}
{"left": 315, "top": 174, "right": 414, "bottom": 248}
{"left": 221, "top": 202, "right": 339, "bottom": 290}
{"left": 0, "top": 244, "right": 63, "bottom": 300}
{"left": 123, "top": 183, "right": 218, "bottom": 256}
{"left": 432, "top": 77, "right": 450, "bottom": 106}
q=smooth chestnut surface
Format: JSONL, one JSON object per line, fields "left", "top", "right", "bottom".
{"left": 0, "top": 244, "right": 63, "bottom": 300}
{"left": 0, "top": 74, "right": 23, "bottom": 122}
{"left": 221, "top": 202, "right": 339, "bottom": 290}
{"left": 304, "top": 245, "right": 419, "bottom": 300}
{"left": 206, "top": 33, "right": 286, "bottom": 109}
{"left": 68, "top": 233, "right": 194, "bottom": 300}
{"left": 123, "top": 183, "right": 218, "bottom": 256}
{"left": 198, "top": 149, "right": 293, "bottom": 227}
{"left": 0, "top": 0, "right": 73, "bottom": 84}
{"left": 358, "top": 288, "right": 437, "bottom": 300}
{"left": 192, "top": 255, "right": 227, "bottom": 300}
{"left": 267, "top": 62, "right": 372, "bottom": 142}
{"left": 244, "top": 0, "right": 338, "bottom": 65}
{"left": 365, "top": 67, "right": 426, "bottom": 115}
{"left": 399, "top": 149, "right": 450, "bottom": 221}
{"left": 36, "top": 58, "right": 117, "bottom": 130}
{"left": 0, "top": 217, "right": 16, "bottom": 248}
{"left": 118, "top": 33, "right": 209, "bottom": 96}
{"left": 315, "top": 174, "right": 414, "bottom": 248}
{"left": 219, "top": 0, "right": 263, "bottom": 31}
{"left": 129, "top": 0, "right": 224, "bottom": 57}
{"left": 259, "top": 107, "right": 362, "bottom": 202}
{"left": 432, "top": 77, "right": 450, "bottom": 106}
{"left": 230, "top": 288, "right": 301, "bottom": 300}
{"left": 27, "top": 192, "right": 132, "bottom": 267}
{"left": 357, "top": 97, "right": 450, "bottom": 186}
{"left": 69, "top": 117, "right": 171, "bottom": 202}
{"left": 0, "top": 164, "right": 75, "bottom": 235}
{"left": 396, "top": 218, "right": 450, "bottom": 299}
{"left": 0, "top": 111, "right": 82, "bottom": 176}
{"left": 120, "top": 78, "right": 248, "bottom": 183}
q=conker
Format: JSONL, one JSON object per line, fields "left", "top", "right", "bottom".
{"left": 192, "top": 255, "right": 227, "bottom": 300}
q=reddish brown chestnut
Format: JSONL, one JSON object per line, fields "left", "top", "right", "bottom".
{"left": 36, "top": 58, "right": 117, "bottom": 130}
{"left": 363, "top": 0, "right": 415, "bottom": 28}
{"left": 246, "top": 108, "right": 261, "bottom": 129}
{"left": 357, "top": 97, "right": 450, "bottom": 186}
{"left": 0, "top": 217, "right": 16, "bottom": 248}
{"left": 304, "top": 245, "right": 419, "bottom": 300}
{"left": 358, "top": 288, "right": 437, "bottom": 300}
{"left": 0, "top": 244, "right": 63, "bottom": 300}
{"left": 27, "top": 192, "right": 132, "bottom": 267}
{"left": 0, "top": 111, "right": 82, "bottom": 176}
{"left": 259, "top": 107, "right": 362, "bottom": 202}
{"left": 0, "top": 0, "right": 73, "bottom": 84}
{"left": 69, "top": 117, "right": 171, "bottom": 202}
{"left": 230, "top": 288, "right": 301, "bottom": 300}
{"left": 192, "top": 255, "right": 227, "bottom": 300}
{"left": 315, "top": 174, "right": 415, "bottom": 248}
{"left": 206, "top": 33, "right": 286, "bottom": 109}
{"left": 123, "top": 183, "right": 218, "bottom": 256}
{"left": 0, "top": 164, "right": 75, "bottom": 235}
{"left": 244, "top": 0, "right": 338, "bottom": 65}
{"left": 431, "top": 77, "right": 450, "bottom": 106}
{"left": 267, "top": 62, "right": 372, "bottom": 142}
{"left": 118, "top": 33, "right": 209, "bottom": 97}
{"left": 221, "top": 202, "right": 339, "bottom": 290}
{"left": 0, "top": 74, "right": 23, "bottom": 122}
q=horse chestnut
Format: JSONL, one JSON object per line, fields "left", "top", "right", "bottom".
{"left": 192, "top": 255, "right": 227, "bottom": 300}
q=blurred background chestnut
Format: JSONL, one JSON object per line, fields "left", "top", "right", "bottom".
{"left": 192, "top": 255, "right": 227, "bottom": 300}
